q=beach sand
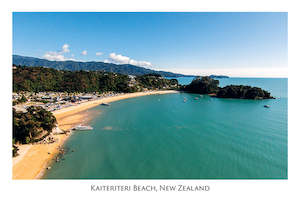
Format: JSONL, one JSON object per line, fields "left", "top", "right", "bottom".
{"left": 12, "top": 90, "right": 178, "bottom": 179}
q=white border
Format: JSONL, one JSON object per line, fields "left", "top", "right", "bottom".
{"left": 1, "top": 0, "right": 299, "bottom": 199}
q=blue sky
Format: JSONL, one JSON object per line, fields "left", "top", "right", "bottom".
{"left": 13, "top": 12, "right": 287, "bottom": 77}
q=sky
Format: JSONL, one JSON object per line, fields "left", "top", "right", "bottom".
{"left": 13, "top": 12, "right": 288, "bottom": 77}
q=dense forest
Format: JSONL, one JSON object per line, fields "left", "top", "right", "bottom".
{"left": 13, "top": 65, "right": 179, "bottom": 93}
{"left": 135, "top": 73, "right": 179, "bottom": 90}
{"left": 182, "top": 76, "right": 220, "bottom": 94}
{"left": 181, "top": 76, "right": 273, "bottom": 99}
{"left": 216, "top": 85, "right": 273, "bottom": 99}
{"left": 13, "top": 55, "right": 192, "bottom": 77}
{"left": 13, "top": 106, "right": 57, "bottom": 144}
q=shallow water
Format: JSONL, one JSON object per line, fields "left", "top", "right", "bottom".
{"left": 44, "top": 78, "right": 287, "bottom": 179}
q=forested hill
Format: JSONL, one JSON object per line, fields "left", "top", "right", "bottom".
{"left": 13, "top": 55, "right": 192, "bottom": 77}
{"left": 13, "top": 66, "right": 179, "bottom": 93}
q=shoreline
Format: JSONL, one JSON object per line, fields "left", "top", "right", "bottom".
{"left": 12, "top": 90, "right": 178, "bottom": 179}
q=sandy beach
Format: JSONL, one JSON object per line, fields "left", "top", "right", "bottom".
{"left": 12, "top": 90, "right": 178, "bottom": 179}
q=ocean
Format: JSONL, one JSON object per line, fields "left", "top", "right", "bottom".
{"left": 44, "top": 78, "right": 287, "bottom": 179}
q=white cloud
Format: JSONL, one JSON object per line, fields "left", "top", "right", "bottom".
{"left": 81, "top": 50, "right": 87, "bottom": 55}
{"left": 43, "top": 51, "right": 66, "bottom": 61}
{"left": 108, "top": 53, "right": 152, "bottom": 68}
{"left": 103, "top": 59, "right": 110, "bottom": 63}
{"left": 129, "top": 60, "right": 152, "bottom": 67}
{"left": 109, "top": 53, "right": 130, "bottom": 64}
{"left": 62, "top": 44, "right": 70, "bottom": 53}
{"left": 43, "top": 44, "right": 75, "bottom": 61}
{"left": 96, "top": 52, "right": 103, "bottom": 56}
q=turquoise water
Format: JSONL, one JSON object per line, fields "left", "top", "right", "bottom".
{"left": 44, "top": 78, "right": 287, "bottom": 179}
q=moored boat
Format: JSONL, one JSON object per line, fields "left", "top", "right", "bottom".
{"left": 72, "top": 125, "right": 93, "bottom": 130}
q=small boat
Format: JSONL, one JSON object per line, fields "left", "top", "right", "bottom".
{"left": 194, "top": 97, "right": 199, "bottom": 100}
{"left": 101, "top": 102, "right": 110, "bottom": 106}
{"left": 183, "top": 97, "right": 187, "bottom": 102}
{"left": 264, "top": 105, "right": 270, "bottom": 108}
{"left": 72, "top": 125, "right": 93, "bottom": 130}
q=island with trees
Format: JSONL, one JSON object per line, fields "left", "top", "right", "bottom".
{"left": 208, "top": 75, "right": 229, "bottom": 79}
{"left": 181, "top": 76, "right": 274, "bottom": 99}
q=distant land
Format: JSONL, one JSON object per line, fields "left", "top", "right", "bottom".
{"left": 13, "top": 55, "right": 195, "bottom": 77}
{"left": 209, "top": 75, "right": 229, "bottom": 79}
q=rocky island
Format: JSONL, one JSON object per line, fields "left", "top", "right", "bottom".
{"left": 216, "top": 85, "right": 273, "bottom": 99}
{"left": 181, "top": 76, "right": 274, "bottom": 99}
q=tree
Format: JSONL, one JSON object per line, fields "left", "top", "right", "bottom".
{"left": 13, "top": 106, "right": 57, "bottom": 144}
{"left": 182, "top": 76, "right": 219, "bottom": 94}
{"left": 182, "top": 77, "right": 273, "bottom": 99}
{"left": 13, "top": 145, "right": 19, "bottom": 157}
{"left": 13, "top": 66, "right": 178, "bottom": 93}
{"left": 216, "top": 85, "right": 273, "bottom": 99}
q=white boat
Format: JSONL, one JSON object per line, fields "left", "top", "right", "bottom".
{"left": 72, "top": 125, "right": 93, "bottom": 130}
{"left": 101, "top": 102, "right": 111, "bottom": 106}
{"left": 264, "top": 105, "right": 270, "bottom": 108}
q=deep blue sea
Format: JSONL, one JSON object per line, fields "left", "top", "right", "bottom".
{"left": 44, "top": 78, "right": 287, "bottom": 179}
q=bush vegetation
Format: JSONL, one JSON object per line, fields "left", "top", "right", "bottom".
{"left": 13, "top": 106, "right": 57, "bottom": 144}
{"left": 13, "top": 65, "right": 179, "bottom": 93}
{"left": 217, "top": 85, "right": 273, "bottom": 99}
{"left": 12, "top": 95, "right": 27, "bottom": 105}
{"left": 181, "top": 76, "right": 273, "bottom": 99}
{"left": 181, "top": 76, "right": 219, "bottom": 94}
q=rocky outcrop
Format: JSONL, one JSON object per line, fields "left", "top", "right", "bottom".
{"left": 216, "top": 85, "right": 274, "bottom": 99}
{"left": 181, "top": 76, "right": 274, "bottom": 100}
